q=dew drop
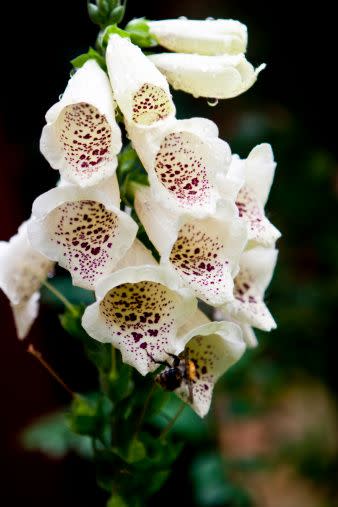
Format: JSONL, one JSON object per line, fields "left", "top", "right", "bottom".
{"left": 178, "top": 15, "right": 187, "bottom": 20}
{"left": 207, "top": 98, "right": 219, "bottom": 107}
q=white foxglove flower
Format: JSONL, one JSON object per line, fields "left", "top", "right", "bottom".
{"left": 28, "top": 184, "right": 137, "bottom": 290}
{"left": 106, "top": 35, "right": 175, "bottom": 127}
{"left": 149, "top": 53, "right": 265, "bottom": 99}
{"left": 223, "top": 246, "right": 278, "bottom": 332}
{"left": 82, "top": 264, "right": 197, "bottom": 376}
{"left": 135, "top": 186, "right": 247, "bottom": 305}
{"left": 128, "top": 117, "right": 231, "bottom": 216}
{"left": 40, "top": 60, "right": 122, "bottom": 187}
{"left": 148, "top": 19, "right": 247, "bottom": 56}
{"left": 219, "top": 144, "right": 281, "bottom": 247}
{"left": 173, "top": 310, "right": 245, "bottom": 417}
{"left": 0, "top": 221, "right": 54, "bottom": 339}
{"left": 214, "top": 307, "right": 258, "bottom": 348}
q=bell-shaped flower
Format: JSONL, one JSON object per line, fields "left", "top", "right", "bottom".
{"left": 219, "top": 144, "right": 281, "bottom": 247}
{"left": 135, "top": 186, "right": 247, "bottom": 305}
{"left": 168, "top": 310, "right": 245, "bottom": 417}
{"left": 82, "top": 245, "right": 197, "bottom": 375}
{"left": 28, "top": 179, "right": 138, "bottom": 290}
{"left": 106, "top": 34, "right": 175, "bottom": 127}
{"left": 214, "top": 307, "right": 258, "bottom": 348}
{"left": 40, "top": 60, "right": 122, "bottom": 187}
{"left": 0, "top": 221, "right": 54, "bottom": 339}
{"left": 149, "top": 53, "right": 265, "bottom": 99}
{"left": 223, "top": 246, "right": 278, "bottom": 332}
{"left": 148, "top": 18, "right": 247, "bottom": 56}
{"left": 128, "top": 117, "right": 231, "bottom": 216}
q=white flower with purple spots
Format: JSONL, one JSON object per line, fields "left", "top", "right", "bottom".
{"left": 223, "top": 246, "right": 278, "bottom": 332}
{"left": 82, "top": 263, "right": 197, "bottom": 376}
{"left": 135, "top": 186, "right": 247, "bottom": 305}
{"left": 0, "top": 221, "right": 54, "bottom": 339}
{"left": 148, "top": 18, "right": 247, "bottom": 56}
{"left": 106, "top": 34, "right": 175, "bottom": 128}
{"left": 172, "top": 310, "right": 245, "bottom": 417}
{"left": 149, "top": 53, "right": 265, "bottom": 100}
{"left": 40, "top": 59, "right": 122, "bottom": 187}
{"left": 28, "top": 183, "right": 138, "bottom": 290}
{"left": 219, "top": 144, "right": 281, "bottom": 247}
{"left": 127, "top": 117, "right": 231, "bottom": 216}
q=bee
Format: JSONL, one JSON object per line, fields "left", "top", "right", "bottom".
{"left": 148, "top": 350, "right": 197, "bottom": 403}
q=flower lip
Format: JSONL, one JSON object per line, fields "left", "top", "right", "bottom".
{"left": 224, "top": 246, "right": 278, "bottom": 331}
{"left": 28, "top": 185, "right": 138, "bottom": 290}
{"left": 128, "top": 117, "right": 231, "bottom": 217}
{"left": 40, "top": 59, "right": 122, "bottom": 187}
{"left": 82, "top": 264, "right": 197, "bottom": 376}
{"left": 149, "top": 53, "right": 265, "bottom": 99}
{"left": 148, "top": 18, "right": 248, "bottom": 55}
{"left": 106, "top": 34, "right": 175, "bottom": 128}
{"left": 173, "top": 315, "right": 245, "bottom": 417}
{"left": 135, "top": 187, "right": 248, "bottom": 306}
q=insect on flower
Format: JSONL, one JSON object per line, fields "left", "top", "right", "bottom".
{"left": 148, "top": 350, "right": 197, "bottom": 403}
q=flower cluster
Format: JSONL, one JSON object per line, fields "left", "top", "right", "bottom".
{"left": 0, "top": 16, "right": 280, "bottom": 418}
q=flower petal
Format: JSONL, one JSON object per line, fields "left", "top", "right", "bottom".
{"left": 244, "top": 143, "right": 277, "bottom": 207}
{"left": 128, "top": 118, "right": 231, "bottom": 216}
{"left": 106, "top": 35, "right": 175, "bottom": 127}
{"left": 149, "top": 53, "right": 265, "bottom": 99}
{"left": 174, "top": 316, "right": 245, "bottom": 417}
{"left": 0, "top": 221, "right": 54, "bottom": 306}
{"left": 29, "top": 186, "right": 138, "bottom": 289}
{"left": 40, "top": 60, "right": 122, "bottom": 187}
{"left": 148, "top": 18, "right": 247, "bottom": 55}
{"left": 236, "top": 185, "right": 281, "bottom": 247}
{"left": 224, "top": 246, "right": 278, "bottom": 331}
{"left": 11, "top": 292, "right": 40, "bottom": 340}
{"left": 82, "top": 265, "right": 197, "bottom": 375}
{"left": 135, "top": 187, "right": 247, "bottom": 305}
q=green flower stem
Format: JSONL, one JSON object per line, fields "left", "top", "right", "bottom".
{"left": 134, "top": 383, "right": 157, "bottom": 437}
{"left": 42, "top": 279, "right": 78, "bottom": 316}
{"left": 160, "top": 403, "right": 185, "bottom": 439}
{"left": 27, "top": 344, "right": 75, "bottom": 398}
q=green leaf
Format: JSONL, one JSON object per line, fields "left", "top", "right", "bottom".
{"left": 69, "top": 395, "right": 98, "bottom": 436}
{"left": 125, "top": 18, "right": 158, "bottom": 48}
{"left": 71, "top": 47, "right": 106, "bottom": 71}
{"left": 22, "top": 411, "right": 92, "bottom": 459}
{"left": 126, "top": 438, "right": 146, "bottom": 463}
{"left": 107, "top": 495, "right": 128, "bottom": 507}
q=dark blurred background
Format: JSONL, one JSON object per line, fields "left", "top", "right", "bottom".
{"left": 0, "top": 1, "right": 337, "bottom": 506}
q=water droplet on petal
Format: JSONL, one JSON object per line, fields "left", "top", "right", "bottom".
{"left": 59, "top": 93, "right": 64, "bottom": 101}
{"left": 179, "top": 15, "right": 187, "bottom": 20}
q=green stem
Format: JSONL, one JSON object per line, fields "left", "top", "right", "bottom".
{"left": 42, "top": 279, "right": 77, "bottom": 315}
{"left": 134, "top": 383, "right": 157, "bottom": 437}
{"left": 160, "top": 402, "right": 185, "bottom": 439}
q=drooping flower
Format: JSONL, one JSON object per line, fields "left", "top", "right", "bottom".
{"left": 135, "top": 186, "right": 247, "bottom": 305}
{"left": 149, "top": 53, "right": 265, "bottom": 99}
{"left": 148, "top": 18, "right": 247, "bottom": 56}
{"left": 218, "top": 144, "right": 281, "bottom": 247}
{"left": 28, "top": 180, "right": 138, "bottom": 290}
{"left": 106, "top": 34, "right": 175, "bottom": 127}
{"left": 40, "top": 60, "right": 122, "bottom": 187}
{"left": 222, "top": 246, "right": 278, "bottom": 332}
{"left": 82, "top": 249, "right": 197, "bottom": 375}
{"left": 0, "top": 221, "right": 54, "bottom": 339}
{"left": 170, "top": 310, "right": 245, "bottom": 417}
{"left": 127, "top": 117, "right": 231, "bottom": 216}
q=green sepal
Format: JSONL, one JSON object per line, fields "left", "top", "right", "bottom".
{"left": 125, "top": 18, "right": 158, "bottom": 48}
{"left": 101, "top": 24, "right": 130, "bottom": 48}
{"left": 71, "top": 47, "right": 106, "bottom": 71}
